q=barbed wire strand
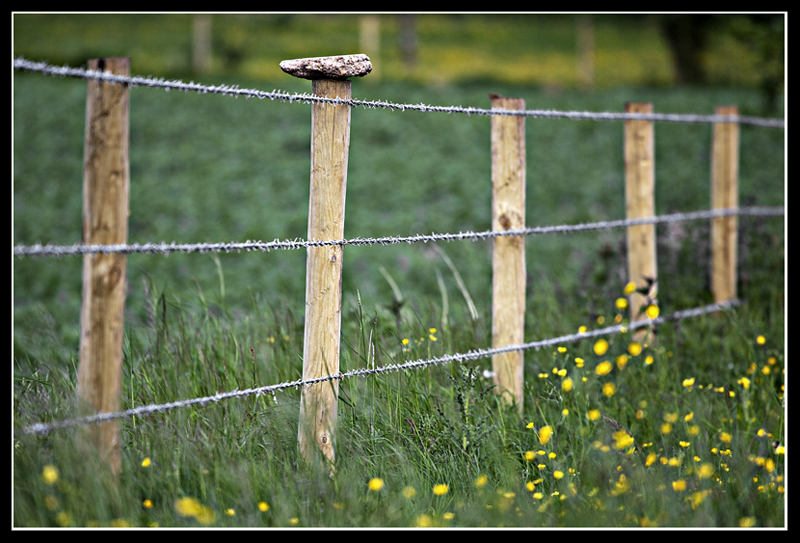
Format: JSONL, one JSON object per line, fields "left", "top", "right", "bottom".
{"left": 13, "top": 206, "right": 785, "bottom": 259}
{"left": 15, "top": 298, "right": 739, "bottom": 438}
{"left": 13, "top": 57, "right": 786, "bottom": 128}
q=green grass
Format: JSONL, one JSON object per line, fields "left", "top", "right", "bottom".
{"left": 13, "top": 14, "right": 785, "bottom": 528}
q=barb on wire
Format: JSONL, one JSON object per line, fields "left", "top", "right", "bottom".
{"left": 14, "top": 57, "right": 786, "bottom": 128}
{"left": 14, "top": 299, "right": 739, "bottom": 438}
{"left": 13, "top": 206, "right": 785, "bottom": 258}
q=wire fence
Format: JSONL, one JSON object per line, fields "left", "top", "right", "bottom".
{"left": 13, "top": 57, "right": 786, "bottom": 128}
{"left": 13, "top": 57, "right": 785, "bottom": 442}
{"left": 13, "top": 206, "right": 785, "bottom": 258}
{"left": 16, "top": 298, "right": 740, "bottom": 438}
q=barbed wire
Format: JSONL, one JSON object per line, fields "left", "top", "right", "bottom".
{"left": 15, "top": 298, "right": 739, "bottom": 438}
{"left": 13, "top": 57, "right": 786, "bottom": 128}
{"left": 13, "top": 206, "right": 784, "bottom": 258}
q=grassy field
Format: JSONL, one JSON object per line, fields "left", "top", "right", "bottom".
{"left": 13, "top": 14, "right": 785, "bottom": 528}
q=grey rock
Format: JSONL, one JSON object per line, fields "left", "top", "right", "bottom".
{"left": 279, "top": 54, "right": 372, "bottom": 80}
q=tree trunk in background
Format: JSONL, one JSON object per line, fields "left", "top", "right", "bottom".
{"left": 399, "top": 14, "right": 418, "bottom": 69}
{"left": 658, "top": 14, "right": 712, "bottom": 85}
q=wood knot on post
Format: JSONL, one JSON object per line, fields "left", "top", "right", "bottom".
{"left": 279, "top": 54, "right": 372, "bottom": 80}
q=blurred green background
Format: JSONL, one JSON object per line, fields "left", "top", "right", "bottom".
{"left": 13, "top": 13, "right": 785, "bottom": 357}
{"left": 13, "top": 13, "right": 785, "bottom": 98}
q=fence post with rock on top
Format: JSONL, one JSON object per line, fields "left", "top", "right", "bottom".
{"left": 280, "top": 54, "right": 372, "bottom": 473}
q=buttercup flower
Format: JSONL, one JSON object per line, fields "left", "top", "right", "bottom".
{"left": 41, "top": 465, "right": 59, "bottom": 485}
{"left": 595, "top": 361, "right": 612, "bottom": 376}
{"left": 624, "top": 282, "right": 636, "bottom": 295}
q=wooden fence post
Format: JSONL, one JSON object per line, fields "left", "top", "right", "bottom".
{"left": 76, "top": 57, "right": 130, "bottom": 479}
{"left": 711, "top": 105, "right": 740, "bottom": 304}
{"left": 279, "top": 55, "right": 372, "bottom": 472}
{"left": 489, "top": 94, "right": 526, "bottom": 414}
{"left": 624, "top": 102, "right": 658, "bottom": 341}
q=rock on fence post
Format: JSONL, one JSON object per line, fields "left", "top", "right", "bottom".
{"left": 489, "top": 94, "right": 526, "bottom": 415}
{"left": 711, "top": 105, "right": 740, "bottom": 304}
{"left": 76, "top": 57, "right": 130, "bottom": 479}
{"left": 624, "top": 102, "right": 658, "bottom": 342}
{"left": 280, "top": 54, "right": 372, "bottom": 472}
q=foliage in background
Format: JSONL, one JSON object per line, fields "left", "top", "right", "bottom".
{"left": 13, "top": 14, "right": 784, "bottom": 106}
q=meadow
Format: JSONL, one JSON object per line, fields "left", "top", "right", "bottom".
{"left": 13, "top": 14, "right": 785, "bottom": 528}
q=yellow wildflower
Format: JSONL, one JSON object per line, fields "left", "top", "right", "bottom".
{"left": 593, "top": 339, "right": 609, "bottom": 356}
{"left": 613, "top": 429, "right": 634, "bottom": 450}
{"left": 595, "top": 361, "right": 612, "bottom": 376}
{"left": 698, "top": 464, "right": 714, "bottom": 479}
{"left": 41, "top": 465, "right": 59, "bottom": 485}
{"left": 624, "top": 282, "right": 636, "bottom": 295}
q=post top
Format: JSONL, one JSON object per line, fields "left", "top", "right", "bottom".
{"left": 279, "top": 54, "right": 372, "bottom": 80}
